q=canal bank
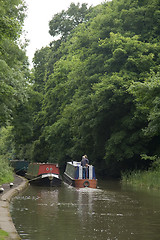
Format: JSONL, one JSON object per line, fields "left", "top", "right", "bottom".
{"left": 0, "top": 175, "right": 28, "bottom": 239}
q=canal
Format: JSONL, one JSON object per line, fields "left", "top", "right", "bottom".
{"left": 10, "top": 180, "right": 160, "bottom": 240}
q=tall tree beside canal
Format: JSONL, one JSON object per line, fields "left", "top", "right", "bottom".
{"left": 0, "top": 0, "right": 29, "bottom": 126}
{"left": 13, "top": 0, "right": 160, "bottom": 176}
{"left": 0, "top": 0, "right": 29, "bottom": 180}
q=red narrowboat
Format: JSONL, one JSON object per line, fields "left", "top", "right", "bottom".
{"left": 63, "top": 161, "right": 97, "bottom": 188}
{"left": 25, "top": 163, "right": 62, "bottom": 187}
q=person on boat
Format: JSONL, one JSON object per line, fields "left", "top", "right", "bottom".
{"left": 81, "top": 155, "right": 89, "bottom": 179}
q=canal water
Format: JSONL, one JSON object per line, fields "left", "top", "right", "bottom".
{"left": 10, "top": 180, "right": 160, "bottom": 240}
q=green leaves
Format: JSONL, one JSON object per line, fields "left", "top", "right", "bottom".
{"left": 129, "top": 72, "right": 160, "bottom": 138}
{"left": 0, "top": 0, "right": 28, "bottom": 126}
{"left": 29, "top": 0, "right": 160, "bottom": 176}
{"left": 0, "top": 0, "right": 26, "bottom": 40}
{"left": 0, "top": 0, "right": 31, "bottom": 166}
{"left": 49, "top": 3, "right": 90, "bottom": 41}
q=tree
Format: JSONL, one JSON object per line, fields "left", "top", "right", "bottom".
{"left": 49, "top": 3, "right": 91, "bottom": 41}
{"left": 129, "top": 71, "right": 160, "bottom": 156}
{"left": 0, "top": 0, "right": 29, "bottom": 126}
{"left": 0, "top": 0, "right": 29, "bottom": 180}
{"left": 30, "top": 0, "right": 160, "bottom": 176}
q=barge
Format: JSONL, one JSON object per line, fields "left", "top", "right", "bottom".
{"left": 25, "top": 163, "right": 62, "bottom": 187}
{"left": 63, "top": 161, "right": 97, "bottom": 188}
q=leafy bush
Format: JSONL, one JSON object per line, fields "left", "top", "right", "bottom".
{"left": 0, "top": 155, "right": 13, "bottom": 184}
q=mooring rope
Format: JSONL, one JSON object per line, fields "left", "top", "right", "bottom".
{"left": 28, "top": 176, "right": 42, "bottom": 182}
{"left": 15, "top": 167, "right": 26, "bottom": 174}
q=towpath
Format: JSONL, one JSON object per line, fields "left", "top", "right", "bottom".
{"left": 0, "top": 175, "right": 28, "bottom": 239}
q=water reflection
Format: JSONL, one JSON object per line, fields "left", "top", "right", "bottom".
{"left": 10, "top": 180, "right": 160, "bottom": 240}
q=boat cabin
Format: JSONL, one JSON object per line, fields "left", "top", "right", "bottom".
{"left": 65, "top": 161, "right": 96, "bottom": 180}
{"left": 64, "top": 161, "right": 97, "bottom": 188}
{"left": 25, "top": 163, "right": 61, "bottom": 187}
{"left": 27, "top": 163, "right": 60, "bottom": 177}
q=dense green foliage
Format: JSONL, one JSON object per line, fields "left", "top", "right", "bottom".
{"left": 29, "top": 0, "right": 160, "bottom": 176}
{"left": 0, "top": 155, "right": 13, "bottom": 184}
{"left": 0, "top": 0, "right": 28, "bottom": 182}
{"left": 0, "top": 127, "right": 14, "bottom": 184}
{"left": 49, "top": 3, "right": 92, "bottom": 41}
{"left": 25, "top": 0, "right": 160, "bottom": 176}
{"left": 0, "top": 0, "right": 29, "bottom": 125}
{"left": 1, "top": 0, "right": 160, "bottom": 179}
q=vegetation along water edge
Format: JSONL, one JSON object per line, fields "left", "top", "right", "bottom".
{"left": 0, "top": 156, "right": 14, "bottom": 185}
{"left": 122, "top": 156, "right": 160, "bottom": 190}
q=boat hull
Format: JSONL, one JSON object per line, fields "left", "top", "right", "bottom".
{"left": 26, "top": 174, "right": 62, "bottom": 187}
{"left": 63, "top": 173, "right": 97, "bottom": 188}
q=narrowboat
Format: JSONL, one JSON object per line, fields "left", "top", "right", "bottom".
{"left": 10, "top": 159, "right": 29, "bottom": 176}
{"left": 63, "top": 161, "right": 97, "bottom": 188}
{"left": 25, "top": 163, "right": 62, "bottom": 186}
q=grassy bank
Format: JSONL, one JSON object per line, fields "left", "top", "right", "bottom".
{"left": 122, "top": 170, "right": 160, "bottom": 190}
{"left": 0, "top": 155, "right": 14, "bottom": 185}
{"left": 0, "top": 229, "right": 9, "bottom": 240}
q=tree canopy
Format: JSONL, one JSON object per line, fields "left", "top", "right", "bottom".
{"left": 0, "top": 0, "right": 29, "bottom": 126}
{"left": 0, "top": 0, "right": 30, "bottom": 179}
{"left": 2, "top": 0, "right": 160, "bottom": 177}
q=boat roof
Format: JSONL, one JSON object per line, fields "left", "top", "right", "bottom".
{"left": 67, "top": 161, "right": 81, "bottom": 167}
{"left": 29, "top": 162, "right": 58, "bottom": 166}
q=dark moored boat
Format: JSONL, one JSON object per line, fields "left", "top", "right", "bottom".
{"left": 10, "top": 160, "right": 29, "bottom": 176}
{"left": 63, "top": 161, "right": 97, "bottom": 188}
{"left": 25, "top": 163, "right": 62, "bottom": 187}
